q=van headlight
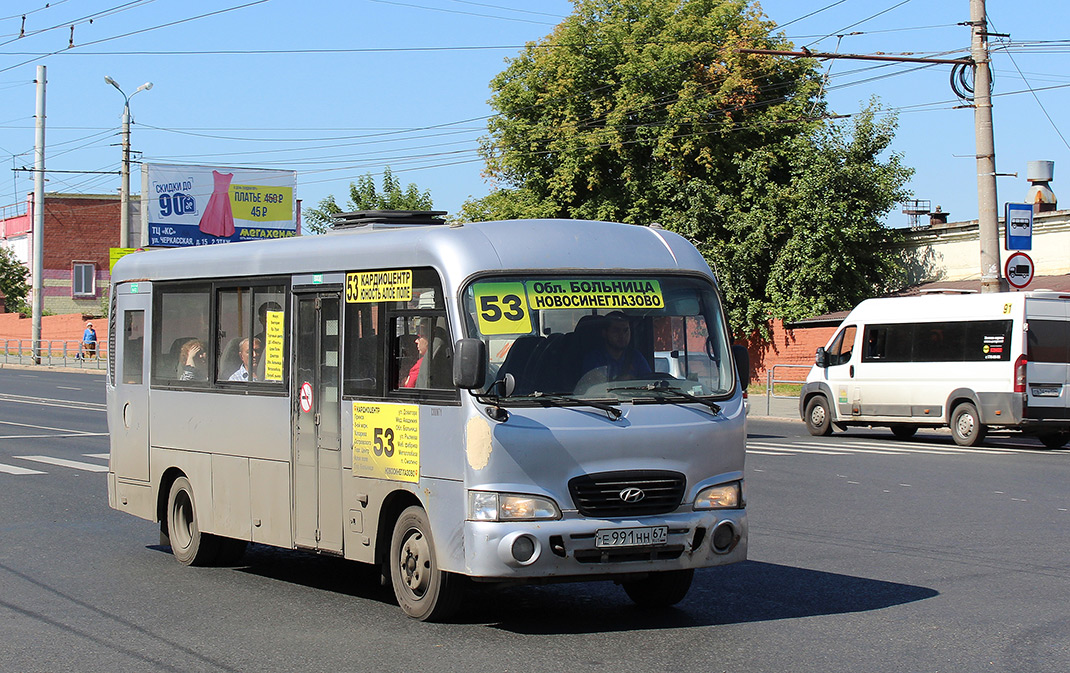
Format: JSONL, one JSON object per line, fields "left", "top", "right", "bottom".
{"left": 468, "top": 491, "right": 561, "bottom": 521}
{"left": 693, "top": 481, "right": 744, "bottom": 510}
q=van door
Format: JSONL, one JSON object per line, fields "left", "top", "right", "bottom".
{"left": 1024, "top": 298, "right": 1070, "bottom": 418}
{"left": 293, "top": 293, "right": 343, "bottom": 553}
{"left": 110, "top": 285, "right": 150, "bottom": 482}
{"left": 822, "top": 325, "right": 858, "bottom": 418}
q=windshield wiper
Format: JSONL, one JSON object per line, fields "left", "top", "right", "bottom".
{"left": 608, "top": 380, "right": 722, "bottom": 414}
{"left": 529, "top": 391, "right": 622, "bottom": 420}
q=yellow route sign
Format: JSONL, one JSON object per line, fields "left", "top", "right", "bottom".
{"left": 352, "top": 402, "right": 420, "bottom": 482}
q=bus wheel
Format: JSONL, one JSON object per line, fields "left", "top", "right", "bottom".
{"left": 950, "top": 403, "right": 986, "bottom": 447}
{"left": 166, "top": 476, "right": 220, "bottom": 566}
{"left": 1037, "top": 432, "right": 1070, "bottom": 450}
{"left": 389, "top": 506, "right": 463, "bottom": 621}
{"left": 890, "top": 424, "right": 918, "bottom": 439}
{"left": 804, "top": 396, "right": 833, "bottom": 436}
{"left": 621, "top": 569, "right": 694, "bottom": 608}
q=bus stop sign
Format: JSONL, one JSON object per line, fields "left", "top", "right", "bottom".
{"left": 1005, "top": 251, "right": 1034, "bottom": 289}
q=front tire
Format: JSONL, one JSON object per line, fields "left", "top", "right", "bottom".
{"left": 166, "top": 476, "right": 220, "bottom": 566}
{"left": 804, "top": 396, "right": 833, "bottom": 436}
{"left": 621, "top": 569, "right": 694, "bottom": 608}
{"left": 950, "top": 402, "right": 986, "bottom": 447}
{"left": 389, "top": 506, "right": 463, "bottom": 621}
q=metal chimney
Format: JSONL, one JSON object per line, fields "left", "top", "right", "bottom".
{"left": 1026, "top": 161, "right": 1056, "bottom": 213}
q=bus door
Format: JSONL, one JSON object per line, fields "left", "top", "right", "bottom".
{"left": 293, "top": 292, "right": 343, "bottom": 553}
{"left": 111, "top": 285, "right": 150, "bottom": 482}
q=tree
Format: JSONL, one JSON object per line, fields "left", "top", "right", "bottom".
{"left": 462, "top": 0, "right": 913, "bottom": 335}
{"left": 0, "top": 246, "right": 29, "bottom": 314}
{"left": 304, "top": 167, "right": 434, "bottom": 234}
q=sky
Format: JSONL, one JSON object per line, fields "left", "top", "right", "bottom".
{"left": 0, "top": 0, "right": 1067, "bottom": 229}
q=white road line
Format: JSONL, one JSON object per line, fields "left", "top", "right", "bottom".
{"left": 0, "top": 462, "right": 46, "bottom": 475}
{"left": 0, "top": 420, "right": 100, "bottom": 435}
{"left": 83, "top": 453, "right": 109, "bottom": 459}
{"left": 14, "top": 456, "right": 109, "bottom": 472}
{"left": 0, "top": 433, "right": 109, "bottom": 440}
{"left": 0, "top": 392, "right": 105, "bottom": 412}
{"left": 56, "top": 386, "right": 82, "bottom": 391}
{"left": 747, "top": 449, "right": 793, "bottom": 456}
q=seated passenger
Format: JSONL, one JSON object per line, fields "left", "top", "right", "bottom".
{"left": 581, "top": 311, "right": 651, "bottom": 381}
{"left": 401, "top": 330, "right": 428, "bottom": 388}
{"left": 229, "top": 337, "right": 262, "bottom": 382}
{"left": 178, "top": 339, "right": 208, "bottom": 381}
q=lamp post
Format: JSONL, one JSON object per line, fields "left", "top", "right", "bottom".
{"left": 105, "top": 76, "right": 152, "bottom": 248}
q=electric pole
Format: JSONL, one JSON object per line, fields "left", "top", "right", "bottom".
{"left": 971, "top": 0, "right": 1004, "bottom": 293}
{"left": 31, "top": 65, "right": 45, "bottom": 364}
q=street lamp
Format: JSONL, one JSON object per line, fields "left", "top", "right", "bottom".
{"left": 105, "top": 76, "right": 152, "bottom": 248}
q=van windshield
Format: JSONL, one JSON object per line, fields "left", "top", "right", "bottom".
{"left": 461, "top": 275, "right": 734, "bottom": 402}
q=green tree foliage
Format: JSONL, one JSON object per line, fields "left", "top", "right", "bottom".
{"left": 462, "top": 0, "right": 913, "bottom": 335}
{"left": 0, "top": 245, "right": 29, "bottom": 313}
{"left": 304, "top": 167, "right": 434, "bottom": 234}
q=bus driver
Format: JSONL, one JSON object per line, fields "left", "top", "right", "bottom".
{"left": 581, "top": 311, "right": 651, "bottom": 381}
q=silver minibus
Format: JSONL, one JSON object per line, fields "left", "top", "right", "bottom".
{"left": 107, "top": 213, "right": 749, "bottom": 620}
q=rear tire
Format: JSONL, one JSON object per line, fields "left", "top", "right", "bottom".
{"left": 389, "top": 506, "right": 463, "bottom": 621}
{"left": 1037, "top": 432, "right": 1069, "bottom": 450}
{"left": 166, "top": 476, "right": 220, "bottom": 566}
{"left": 621, "top": 569, "right": 694, "bottom": 608}
{"left": 804, "top": 396, "right": 833, "bottom": 436}
{"left": 950, "top": 402, "right": 986, "bottom": 447}
{"left": 890, "top": 424, "right": 918, "bottom": 439}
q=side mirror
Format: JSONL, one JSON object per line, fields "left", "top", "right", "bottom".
{"left": 731, "top": 344, "right": 750, "bottom": 387}
{"left": 815, "top": 347, "right": 829, "bottom": 368}
{"left": 453, "top": 338, "right": 487, "bottom": 390}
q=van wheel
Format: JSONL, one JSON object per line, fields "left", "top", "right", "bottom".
{"left": 166, "top": 476, "right": 220, "bottom": 566}
{"left": 890, "top": 424, "right": 918, "bottom": 439}
{"left": 390, "top": 506, "right": 463, "bottom": 621}
{"left": 621, "top": 569, "right": 694, "bottom": 608}
{"left": 950, "top": 403, "right": 986, "bottom": 447}
{"left": 1037, "top": 432, "right": 1069, "bottom": 450}
{"left": 804, "top": 396, "right": 833, "bottom": 436}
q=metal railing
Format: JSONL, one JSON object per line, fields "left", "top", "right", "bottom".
{"left": 765, "top": 364, "right": 810, "bottom": 415}
{"left": 1, "top": 339, "right": 109, "bottom": 370}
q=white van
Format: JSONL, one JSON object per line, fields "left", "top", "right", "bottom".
{"left": 800, "top": 290, "right": 1070, "bottom": 448}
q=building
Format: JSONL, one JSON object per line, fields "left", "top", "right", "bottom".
{"left": 0, "top": 192, "right": 141, "bottom": 315}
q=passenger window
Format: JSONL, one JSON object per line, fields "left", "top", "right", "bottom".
{"left": 343, "top": 303, "right": 382, "bottom": 396}
{"left": 153, "top": 286, "right": 210, "bottom": 384}
{"left": 394, "top": 315, "right": 452, "bottom": 390}
{"left": 216, "top": 285, "right": 287, "bottom": 384}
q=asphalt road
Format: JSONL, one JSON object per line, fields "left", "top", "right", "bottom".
{"left": 1, "top": 367, "right": 1067, "bottom": 672}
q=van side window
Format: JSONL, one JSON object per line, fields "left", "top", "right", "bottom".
{"left": 153, "top": 285, "right": 211, "bottom": 384}
{"left": 828, "top": 325, "right": 856, "bottom": 366}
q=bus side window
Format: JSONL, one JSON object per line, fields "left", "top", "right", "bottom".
{"left": 122, "top": 310, "right": 145, "bottom": 384}
{"left": 153, "top": 286, "right": 210, "bottom": 384}
{"left": 394, "top": 316, "right": 452, "bottom": 390}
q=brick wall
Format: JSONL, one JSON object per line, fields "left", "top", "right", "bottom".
{"left": 743, "top": 319, "right": 839, "bottom": 388}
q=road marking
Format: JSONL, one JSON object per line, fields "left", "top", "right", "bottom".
{"left": 0, "top": 391, "right": 105, "bottom": 412}
{"left": 0, "top": 462, "right": 46, "bottom": 475}
{"left": 56, "top": 386, "right": 82, "bottom": 391}
{"left": 14, "top": 455, "right": 109, "bottom": 472}
{"left": 83, "top": 453, "right": 109, "bottom": 459}
{"left": 747, "top": 437, "right": 1054, "bottom": 457}
{"left": 0, "top": 420, "right": 102, "bottom": 435}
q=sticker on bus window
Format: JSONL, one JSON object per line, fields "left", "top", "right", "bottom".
{"left": 345, "top": 270, "right": 413, "bottom": 303}
{"left": 526, "top": 279, "right": 664, "bottom": 310}
{"left": 474, "top": 282, "right": 532, "bottom": 335}
{"left": 352, "top": 402, "right": 420, "bottom": 483}
{"left": 262, "top": 310, "right": 285, "bottom": 381}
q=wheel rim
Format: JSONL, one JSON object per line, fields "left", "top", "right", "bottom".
{"left": 398, "top": 528, "right": 431, "bottom": 599}
{"left": 172, "top": 490, "right": 194, "bottom": 551}
{"left": 811, "top": 404, "right": 826, "bottom": 427}
{"left": 956, "top": 412, "right": 975, "bottom": 438}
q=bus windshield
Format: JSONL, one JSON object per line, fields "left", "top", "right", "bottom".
{"left": 462, "top": 274, "right": 735, "bottom": 402}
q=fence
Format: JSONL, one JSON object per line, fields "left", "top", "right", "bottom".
{"left": 1, "top": 339, "right": 109, "bottom": 370}
{"left": 764, "top": 363, "right": 810, "bottom": 415}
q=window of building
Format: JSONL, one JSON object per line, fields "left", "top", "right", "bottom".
{"left": 72, "top": 263, "right": 96, "bottom": 297}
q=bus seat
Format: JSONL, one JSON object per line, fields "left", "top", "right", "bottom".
{"left": 496, "top": 335, "right": 541, "bottom": 392}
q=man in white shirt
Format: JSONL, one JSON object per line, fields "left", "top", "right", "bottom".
{"left": 229, "top": 337, "right": 262, "bottom": 382}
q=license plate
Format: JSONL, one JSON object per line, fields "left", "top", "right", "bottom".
{"left": 595, "top": 526, "right": 668, "bottom": 548}
{"left": 1031, "top": 387, "right": 1062, "bottom": 397}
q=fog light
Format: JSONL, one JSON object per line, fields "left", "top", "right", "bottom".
{"left": 511, "top": 535, "right": 536, "bottom": 563}
{"left": 711, "top": 521, "right": 738, "bottom": 554}
{"left": 497, "top": 531, "right": 542, "bottom": 567}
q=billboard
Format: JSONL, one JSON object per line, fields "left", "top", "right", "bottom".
{"left": 143, "top": 163, "right": 298, "bottom": 247}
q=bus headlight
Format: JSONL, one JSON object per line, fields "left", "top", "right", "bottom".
{"left": 468, "top": 491, "right": 561, "bottom": 521}
{"left": 693, "top": 481, "right": 743, "bottom": 510}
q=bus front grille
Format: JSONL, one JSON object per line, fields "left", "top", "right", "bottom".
{"left": 568, "top": 470, "right": 685, "bottom": 517}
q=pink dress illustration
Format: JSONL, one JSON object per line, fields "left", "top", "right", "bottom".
{"left": 198, "top": 170, "right": 235, "bottom": 237}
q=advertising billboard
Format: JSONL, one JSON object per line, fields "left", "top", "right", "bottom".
{"left": 143, "top": 163, "right": 298, "bottom": 247}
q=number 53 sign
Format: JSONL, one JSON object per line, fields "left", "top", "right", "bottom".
{"left": 352, "top": 402, "right": 420, "bottom": 483}
{"left": 474, "top": 282, "right": 532, "bottom": 335}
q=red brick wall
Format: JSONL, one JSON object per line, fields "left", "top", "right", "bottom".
{"left": 743, "top": 319, "right": 839, "bottom": 388}
{"left": 42, "top": 197, "right": 120, "bottom": 269}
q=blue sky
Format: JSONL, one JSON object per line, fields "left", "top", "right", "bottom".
{"left": 0, "top": 0, "right": 1066, "bottom": 228}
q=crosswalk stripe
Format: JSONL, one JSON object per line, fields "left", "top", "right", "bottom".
{"left": 747, "top": 438, "right": 1047, "bottom": 457}
{"left": 0, "top": 462, "right": 46, "bottom": 475}
{"left": 82, "top": 453, "right": 109, "bottom": 460}
{"left": 14, "top": 456, "right": 108, "bottom": 473}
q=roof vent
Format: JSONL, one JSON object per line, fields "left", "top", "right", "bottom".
{"left": 330, "top": 210, "right": 448, "bottom": 229}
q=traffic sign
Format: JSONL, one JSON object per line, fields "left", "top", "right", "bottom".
{"left": 299, "top": 382, "right": 314, "bottom": 413}
{"left": 1005, "top": 251, "right": 1034, "bottom": 289}
{"left": 1005, "top": 203, "right": 1033, "bottom": 250}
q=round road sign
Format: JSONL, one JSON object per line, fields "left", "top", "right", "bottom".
{"left": 1005, "top": 251, "right": 1034, "bottom": 289}
{"left": 299, "top": 382, "right": 313, "bottom": 413}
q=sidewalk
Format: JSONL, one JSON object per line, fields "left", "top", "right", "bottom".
{"left": 748, "top": 393, "right": 801, "bottom": 421}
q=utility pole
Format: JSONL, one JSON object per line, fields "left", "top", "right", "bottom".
{"left": 971, "top": 0, "right": 1004, "bottom": 293}
{"left": 31, "top": 65, "right": 45, "bottom": 364}
{"left": 105, "top": 77, "right": 152, "bottom": 248}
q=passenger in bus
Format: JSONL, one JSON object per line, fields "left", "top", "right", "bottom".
{"left": 228, "top": 337, "right": 262, "bottom": 382}
{"left": 581, "top": 311, "right": 651, "bottom": 380}
{"left": 401, "top": 330, "right": 429, "bottom": 388}
{"left": 178, "top": 339, "right": 208, "bottom": 381}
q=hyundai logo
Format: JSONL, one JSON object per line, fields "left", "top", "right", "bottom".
{"left": 619, "top": 487, "right": 646, "bottom": 503}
